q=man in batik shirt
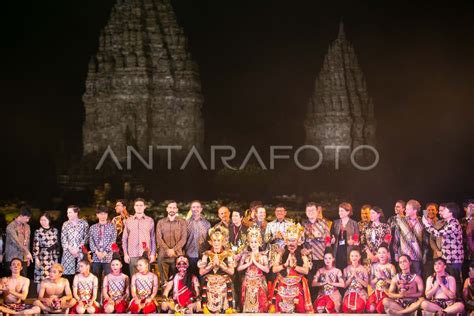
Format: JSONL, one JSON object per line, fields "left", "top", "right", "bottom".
{"left": 423, "top": 202, "right": 464, "bottom": 296}
{"left": 185, "top": 200, "right": 211, "bottom": 278}
{"left": 393, "top": 200, "right": 426, "bottom": 276}
{"left": 89, "top": 206, "right": 117, "bottom": 288}
{"left": 112, "top": 199, "right": 129, "bottom": 256}
{"left": 302, "top": 202, "right": 330, "bottom": 287}
{"left": 61, "top": 205, "right": 89, "bottom": 283}
{"left": 5, "top": 207, "right": 33, "bottom": 277}
{"left": 122, "top": 198, "right": 156, "bottom": 276}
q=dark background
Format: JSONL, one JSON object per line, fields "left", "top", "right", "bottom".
{"left": 1, "top": 0, "right": 473, "bottom": 212}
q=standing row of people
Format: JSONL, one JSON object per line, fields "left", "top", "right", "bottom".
{"left": 1, "top": 198, "right": 473, "bottom": 314}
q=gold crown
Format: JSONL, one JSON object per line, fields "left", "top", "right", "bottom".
{"left": 284, "top": 223, "right": 305, "bottom": 244}
{"left": 246, "top": 226, "right": 263, "bottom": 246}
{"left": 208, "top": 225, "right": 229, "bottom": 245}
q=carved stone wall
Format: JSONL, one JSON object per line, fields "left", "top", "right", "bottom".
{"left": 305, "top": 23, "right": 376, "bottom": 164}
{"left": 83, "top": 0, "right": 204, "bottom": 161}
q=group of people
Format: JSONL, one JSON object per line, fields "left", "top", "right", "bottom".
{"left": 0, "top": 198, "right": 473, "bottom": 315}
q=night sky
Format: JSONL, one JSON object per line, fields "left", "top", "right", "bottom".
{"left": 1, "top": 0, "right": 473, "bottom": 209}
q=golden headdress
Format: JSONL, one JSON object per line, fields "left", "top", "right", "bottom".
{"left": 246, "top": 225, "right": 263, "bottom": 247}
{"left": 284, "top": 223, "right": 305, "bottom": 245}
{"left": 208, "top": 225, "right": 229, "bottom": 246}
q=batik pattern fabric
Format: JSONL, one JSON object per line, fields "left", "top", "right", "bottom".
{"left": 461, "top": 216, "right": 473, "bottom": 260}
{"left": 365, "top": 222, "right": 391, "bottom": 255}
{"left": 129, "top": 274, "right": 157, "bottom": 314}
{"left": 185, "top": 217, "right": 211, "bottom": 258}
{"left": 112, "top": 214, "right": 128, "bottom": 255}
{"left": 302, "top": 219, "right": 330, "bottom": 261}
{"left": 265, "top": 219, "right": 293, "bottom": 249}
{"left": 104, "top": 274, "right": 128, "bottom": 313}
{"left": 241, "top": 253, "right": 268, "bottom": 313}
{"left": 393, "top": 216, "right": 424, "bottom": 261}
{"left": 106, "top": 274, "right": 128, "bottom": 302}
{"left": 71, "top": 276, "right": 100, "bottom": 314}
{"left": 314, "top": 268, "right": 343, "bottom": 313}
{"left": 5, "top": 220, "right": 30, "bottom": 262}
{"left": 122, "top": 215, "right": 156, "bottom": 258}
{"left": 89, "top": 222, "right": 117, "bottom": 263}
{"left": 423, "top": 217, "right": 464, "bottom": 264}
{"left": 32, "top": 227, "right": 60, "bottom": 283}
{"left": 358, "top": 221, "right": 370, "bottom": 246}
{"left": 342, "top": 264, "right": 369, "bottom": 313}
{"left": 61, "top": 219, "right": 89, "bottom": 275}
{"left": 201, "top": 250, "right": 235, "bottom": 313}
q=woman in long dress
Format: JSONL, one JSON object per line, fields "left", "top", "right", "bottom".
{"left": 32, "top": 212, "right": 60, "bottom": 293}
{"left": 238, "top": 226, "right": 269, "bottom": 313}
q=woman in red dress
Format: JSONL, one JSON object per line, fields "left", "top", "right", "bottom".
{"left": 238, "top": 226, "right": 269, "bottom": 313}
{"left": 129, "top": 257, "right": 158, "bottom": 314}
{"left": 313, "top": 251, "right": 345, "bottom": 313}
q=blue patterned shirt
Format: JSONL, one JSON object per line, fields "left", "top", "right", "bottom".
{"left": 89, "top": 222, "right": 117, "bottom": 263}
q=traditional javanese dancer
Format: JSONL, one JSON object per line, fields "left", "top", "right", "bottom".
{"left": 0, "top": 258, "right": 41, "bottom": 314}
{"left": 421, "top": 257, "right": 465, "bottom": 314}
{"left": 238, "top": 226, "right": 269, "bottom": 313}
{"left": 129, "top": 253, "right": 159, "bottom": 314}
{"left": 102, "top": 245, "right": 130, "bottom": 314}
{"left": 313, "top": 250, "right": 344, "bottom": 313}
{"left": 366, "top": 243, "right": 396, "bottom": 313}
{"left": 161, "top": 255, "right": 201, "bottom": 314}
{"left": 70, "top": 259, "right": 100, "bottom": 314}
{"left": 269, "top": 223, "right": 314, "bottom": 313}
{"left": 34, "top": 263, "right": 77, "bottom": 314}
{"left": 382, "top": 254, "right": 424, "bottom": 314}
{"left": 198, "top": 226, "right": 235, "bottom": 314}
{"left": 342, "top": 248, "right": 369, "bottom": 313}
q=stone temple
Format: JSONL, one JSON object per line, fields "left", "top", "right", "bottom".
{"left": 82, "top": 0, "right": 204, "bottom": 161}
{"left": 305, "top": 23, "right": 376, "bottom": 164}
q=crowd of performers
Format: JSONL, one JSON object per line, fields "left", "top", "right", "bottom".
{"left": 0, "top": 198, "right": 473, "bottom": 314}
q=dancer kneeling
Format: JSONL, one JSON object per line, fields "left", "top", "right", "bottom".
{"left": 129, "top": 257, "right": 158, "bottom": 314}
{"left": 198, "top": 226, "right": 235, "bottom": 314}
{"left": 33, "top": 263, "right": 76, "bottom": 314}
{"left": 463, "top": 262, "right": 474, "bottom": 316}
{"left": 70, "top": 259, "right": 100, "bottom": 314}
{"left": 313, "top": 250, "right": 344, "bottom": 313}
{"left": 421, "top": 257, "right": 464, "bottom": 314}
{"left": 342, "top": 248, "right": 369, "bottom": 313}
{"left": 102, "top": 255, "right": 130, "bottom": 314}
{"left": 366, "top": 243, "right": 396, "bottom": 313}
{"left": 382, "top": 254, "right": 424, "bottom": 314}
{"left": 161, "top": 256, "right": 201, "bottom": 314}
{"left": 0, "top": 258, "right": 41, "bottom": 314}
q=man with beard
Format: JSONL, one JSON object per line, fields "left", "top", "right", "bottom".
{"left": 156, "top": 200, "right": 187, "bottom": 289}
{"left": 269, "top": 223, "right": 313, "bottom": 313}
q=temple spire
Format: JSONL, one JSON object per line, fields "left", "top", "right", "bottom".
{"left": 304, "top": 23, "right": 376, "bottom": 165}
{"left": 82, "top": 0, "right": 204, "bottom": 161}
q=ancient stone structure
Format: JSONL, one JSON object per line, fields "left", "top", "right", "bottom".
{"left": 305, "top": 23, "right": 376, "bottom": 164}
{"left": 82, "top": 0, "right": 204, "bottom": 161}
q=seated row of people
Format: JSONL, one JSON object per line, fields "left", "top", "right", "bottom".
{"left": 1, "top": 227, "right": 473, "bottom": 315}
